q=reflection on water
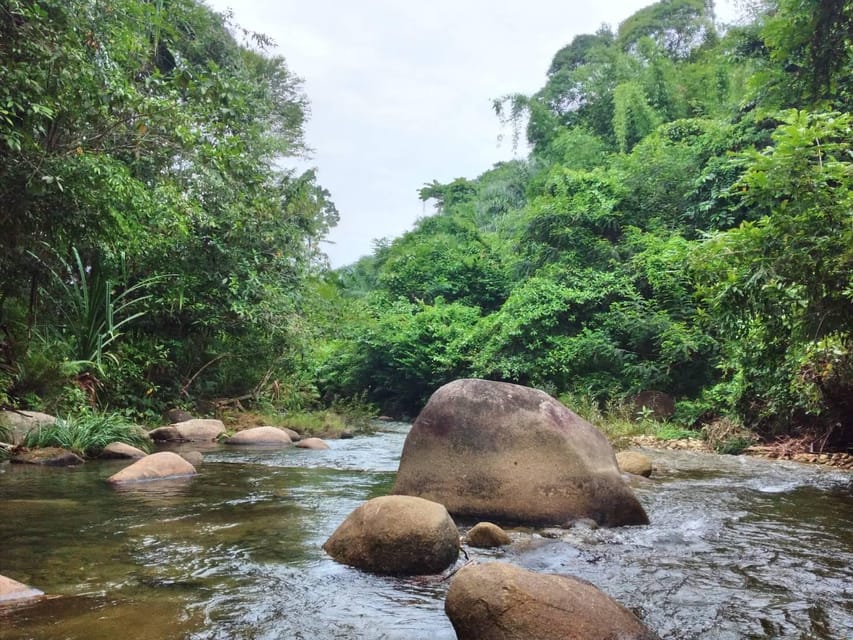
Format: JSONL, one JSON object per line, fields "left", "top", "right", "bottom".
{"left": 0, "top": 424, "right": 850, "bottom": 640}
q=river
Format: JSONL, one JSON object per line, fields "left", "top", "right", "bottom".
{"left": 0, "top": 422, "right": 851, "bottom": 639}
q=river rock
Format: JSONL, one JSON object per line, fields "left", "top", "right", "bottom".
{"left": 107, "top": 451, "right": 196, "bottom": 484}
{"left": 100, "top": 442, "right": 148, "bottom": 459}
{"left": 323, "top": 495, "right": 460, "bottom": 575}
{"left": 12, "top": 447, "right": 84, "bottom": 466}
{"left": 466, "top": 522, "right": 511, "bottom": 548}
{"left": 392, "top": 379, "right": 648, "bottom": 527}
{"left": 295, "top": 437, "right": 330, "bottom": 450}
{"left": 445, "top": 562, "right": 659, "bottom": 640}
{"left": 0, "top": 410, "right": 56, "bottom": 444}
{"left": 0, "top": 574, "right": 44, "bottom": 605}
{"left": 149, "top": 419, "right": 225, "bottom": 442}
{"left": 280, "top": 427, "right": 301, "bottom": 442}
{"left": 616, "top": 451, "right": 653, "bottom": 477}
{"left": 225, "top": 426, "right": 292, "bottom": 445}
{"left": 179, "top": 451, "right": 204, "bottom": 466}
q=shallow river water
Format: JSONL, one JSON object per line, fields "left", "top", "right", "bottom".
{"left": 1, "top": 423, "right": 851, "bottom": 639}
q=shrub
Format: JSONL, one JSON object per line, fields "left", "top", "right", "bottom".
{"left": 702, "top": 417, "right": 757, "bottom": 455}
{"left": 22, "top": 411, "right": 152, "bottom": 457}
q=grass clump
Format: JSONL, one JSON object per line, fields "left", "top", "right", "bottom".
{"left": 23, "top": 410, "right": 152, "bottom": 457}
{"left": 557, "top": 392, "right": 701, "bottom": 448}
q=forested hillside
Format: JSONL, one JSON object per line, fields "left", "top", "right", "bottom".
{"left": 316, "top": 0, "right": 852, "bottom": 447}
{"left": 1, "top": 0, "right": 850, "bottom": 450}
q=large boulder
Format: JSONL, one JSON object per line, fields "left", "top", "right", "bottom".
{"left": 107, "top": 451, "right": 196, "bottom": 484}
{"left": 149, "top": 419, "right": 225, "bottom": 442}
{"left": 392, "top": 379, "right": 648, "bottom": 527}
{"left": 0, "top": 410, "right": 56, "bottom": 444}
{"left": 225, "top": 426, "right": 292, "bottom": 445}
{"left": 445, "top": 562, "right": 659, "bottom": 640}
{"left": 322, "top": 495, "right": 459, "bottom": 575}
{"left": 0, "top": 574, "right": 44, "bottom": 605}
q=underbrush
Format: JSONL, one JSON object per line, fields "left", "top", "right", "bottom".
{"left": 22, "top": 411, "right": 152, "bottom": 457}
{"left": 220, "top": 395, "right": 378, "bottom": 438}
{"left": 558, "top": 392, "right": 702, "bottom": 449}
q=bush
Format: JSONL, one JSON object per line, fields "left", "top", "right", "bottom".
{"left": 702, "top": 417, "right": 757, "bottom": 455}
{"left": 22, "top": 411, "right": 152, "bottom": 457}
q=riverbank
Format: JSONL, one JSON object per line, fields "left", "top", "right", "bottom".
{"left": 627, "top": 434, "right": 853, "bottom": 471}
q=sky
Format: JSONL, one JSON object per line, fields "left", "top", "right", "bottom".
{"left": 204, "top": 1, "right": 741, "bottom": 267}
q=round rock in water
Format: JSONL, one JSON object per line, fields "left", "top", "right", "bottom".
{"left": 225, "top": 426, "right": 292, "bottom": 445}
{"left": 445, "top": 562, "right": 659, "bottom": 640}
{"left": 322, "top": 495, "right": 459, "bottom": 575}
{"left": 392, "top": 379, "right": 648, "bottom": 527}
{"left": 616, "top": 451, "right": 653, "bottom": 477}
{"left": 107, "top": 451, "right": 196, "bottom": 484}
{"left": 295, "top": 437, "right": 330, "bottom": 450}
{"left": 466, "top": 522, "right": 511, "bottom": 548}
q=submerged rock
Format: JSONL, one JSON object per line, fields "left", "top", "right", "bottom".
{"left": 295, "top": 437, "right": 330, "bottom": 450}
{"left": 179, "top": 451, "right": 204, "bottom": 467}
{"left": 107, "top": 451, "right": 196, "bottom": 484}
{"left": 323, "top": 495, "right": 459, "bottom": 575}
{"left": 445, "top": 562, "right": 659, "bottom": 640}
{"left": 12, "top": 447, "right": 84, "bottom": 466}
{"left": 225, "top": 426, "right": 292, "bottom": 445}
{"left": 392, "top": 379, "right": 648, "bottom": 527}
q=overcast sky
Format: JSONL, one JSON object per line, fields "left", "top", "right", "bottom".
{"left": 204, "top": 1, "right": 740, "bottom": 267}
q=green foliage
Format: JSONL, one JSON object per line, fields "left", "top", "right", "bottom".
{"left": 22, "top": 410, "right": 152, "bottom": 457}
{"left": 693, "top": 110, "right": 852, "bottom": 435}
{"left": 0, "top": 0, "right": 337, "bottom": 416}
{"left": 617, "top": 0, "right": 715, "bottom": 59}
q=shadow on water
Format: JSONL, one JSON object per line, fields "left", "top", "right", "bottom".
{"left": 1, "top": 423, "right": 851, "bottom": 639}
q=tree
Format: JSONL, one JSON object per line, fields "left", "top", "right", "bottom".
{"left": 693, "top": 110, "right": 852, "bottom": 438}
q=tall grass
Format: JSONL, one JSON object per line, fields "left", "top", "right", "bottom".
{"left": 557, "top": 392, "right": 700, "bottom": 448}
{"left": 23, "top": 411, "right": 152, "bottom": 457}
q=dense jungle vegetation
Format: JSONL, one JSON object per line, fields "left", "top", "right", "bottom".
{"left": 1, "top": 0, "right": 850, "bottom": 448}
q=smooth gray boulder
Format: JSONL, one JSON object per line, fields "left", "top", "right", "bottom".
{"left": 392, "top": 379, "right": 648, "bottom": 527}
